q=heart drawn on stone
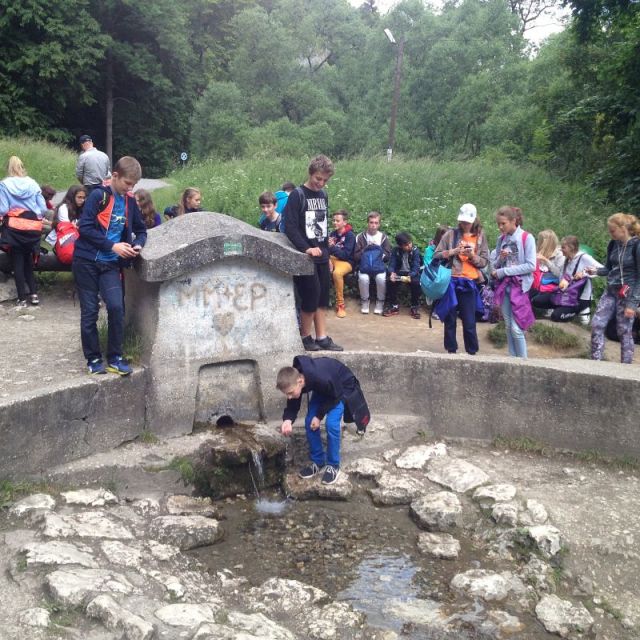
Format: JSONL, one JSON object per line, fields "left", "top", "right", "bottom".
{"left": 212, "top": 312, "right": 235, "bottom": 336}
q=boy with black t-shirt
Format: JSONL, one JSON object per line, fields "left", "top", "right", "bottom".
{"left": 283, "top": 155, "right": 343, "bottom": 352}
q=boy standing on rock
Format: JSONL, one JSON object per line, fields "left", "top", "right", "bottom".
{"left": 277, "top": 356, "right": 370, "bottom": 485}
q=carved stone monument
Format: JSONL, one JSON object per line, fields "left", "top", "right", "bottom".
{"left": 126, "top": 212, "right": 313, "bottom": 437}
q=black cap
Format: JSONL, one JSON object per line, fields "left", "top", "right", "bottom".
{"left": 79, "top": 134, "right": 92, "bottom": 144}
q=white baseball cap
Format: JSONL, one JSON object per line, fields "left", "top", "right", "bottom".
{"left": 457, "top": 203, "right": 477, "bottom": 224}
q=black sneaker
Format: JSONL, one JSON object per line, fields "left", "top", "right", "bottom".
{"left": 316, "top": 336, "right": 343, "bottom": 351}
{"left": 302, "top": 335, "right": 321, "bottom": 351}
{"left": 321, "top": 465, "right": 341, "bottom": 485}
{"left": 299, "top": 462, "right": 321, "bottom": 479}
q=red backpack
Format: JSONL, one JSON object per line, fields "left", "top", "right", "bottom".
{"left": 54, "top": 221, "right": 80, "bottom": 265}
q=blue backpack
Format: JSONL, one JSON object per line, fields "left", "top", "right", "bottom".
{"left": 359, "top": 243, "right": 386, "bottom": 275}
{"left": 420, "top": 229, "right": 459, "bottom": 300}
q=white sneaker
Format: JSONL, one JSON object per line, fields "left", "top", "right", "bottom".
{"left": 361, "top": 300, "right": 370, "bottom": 314}
{"left": 374, "top": 300, "right": 384, "bottom": 315}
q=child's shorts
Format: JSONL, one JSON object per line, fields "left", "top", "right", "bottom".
{"left": 294, "top": 261, "right": 331, "bottom": 312}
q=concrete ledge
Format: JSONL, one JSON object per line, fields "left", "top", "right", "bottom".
{"left": 135, "top": 212, "right": 314, "bottom": 282}
{"left": 336, "top": 352, "right": 640, "bottom": 460}
{"left": 0, "top": 370, "right": 146, "bottom": 478}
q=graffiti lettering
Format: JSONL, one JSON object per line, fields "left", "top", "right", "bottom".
{"left": 177, "top": 280, "right": 268, "bottom": 311}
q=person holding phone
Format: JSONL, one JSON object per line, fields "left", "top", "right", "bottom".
{"left": 588, "top": 213, "right": 640, "bottom": 364}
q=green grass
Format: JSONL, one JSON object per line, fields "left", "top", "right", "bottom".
{"left": 153, "top": 156, "right": 613, "bottom": 258}
{"left": 0, "top": 479, "right": 56, "bottom": 508}
{"left": 529, "top": 323, "right": 581, "bottom": 350}
{"left": 487, "top": 321, "right": 507, "bottom": 348}
{"left": 98, "top": 321, "right": 143, "bottom": 365}
{"left": 0, "top": 136, "right": 77, "bottom": 190}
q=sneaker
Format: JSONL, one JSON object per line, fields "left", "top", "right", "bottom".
{"left": 336, "top": 304, "right": 346, "bottom": 318}
{"left": 29, "top": 294, "right": 39, "bottom": 306}
{"left": 299, "top": 462, "right": 321, "bottom": 479}
{"left": 321, "top": 465, "right": 341, "bottom": 485}
{"left": 383, "top": 305, "right": 399, "bottom": 317}
{"left": 361, "top": 299, "right": 370, "bottom": 314}
{"left": 88, "top": 358, "right": 106, "bottom": 375}
{"left": 106, "top": 356, "right": 132, "bottom": 376}
{"left": 15, "top": 299, "right": 27, "bottom": 309}
{"left": 302, "top": 335, "right": 321, "bottom": 351}
{"left": 374, "top": 300, "right": 384, "bottom": 315}
{"left": 410, "top": 306, "right": 421, "bottom": 320}
{"left": 316, "top": 336, "right": 343, "bottom": 351}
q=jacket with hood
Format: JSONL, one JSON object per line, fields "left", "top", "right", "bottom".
{"left": 282, "top": 356, "right": 357, "bottom": 423}
{"left": 0, "top": 176, "right": 46, "bottom": 218}
{"left": 74, "top": 184, "right": 147, "bottom": 265}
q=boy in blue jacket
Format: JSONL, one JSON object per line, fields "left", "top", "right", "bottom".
{"left": 72, "top": 156, "right": 147, "bottom": 376}
{"left": 328, "top": 209, "right": 356, "bottom": 318}
{"left": 277, "top": 355, "right": 363, "bottom": 485}
{"left": 384, "top": 231, "right": 422, "bottom": 319}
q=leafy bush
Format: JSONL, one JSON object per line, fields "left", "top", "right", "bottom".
{"left": 530, "top": 323, "right": 580, "bottom": 350}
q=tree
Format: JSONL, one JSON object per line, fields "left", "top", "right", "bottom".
{"left": 0, "top": 0, "right": 105, "bottom": 139}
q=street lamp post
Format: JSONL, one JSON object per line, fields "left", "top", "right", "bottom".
{"left": 384, "top": 28, "right": 405, "bottom": 162}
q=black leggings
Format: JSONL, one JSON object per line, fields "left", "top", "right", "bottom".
{"left": 10, "top": 245, "right": 37, "bottom": 300}
{"left": 531, "top": 291, "right": 589, "bottom": 322}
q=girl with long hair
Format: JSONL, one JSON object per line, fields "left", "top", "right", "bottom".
{"left": 135, "top": 189, "right": 161, "bottom": 228}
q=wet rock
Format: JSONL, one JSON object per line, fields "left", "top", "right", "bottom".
{"left": 17, "top": 607, "right": 51, "bottom": 628}
{"left": 284, "top": 472, "right": 353, "bottom": 501}
{"left": 192, "top": 612, "right": 295, "bottom": 639}
{"left": 483, "top": 610, "right": 524, "bottom": 636}
{"left": 61, "top": 488, "right": 118, "bottom": 507}
{"left": 427, "top": 458, "right": 490, "bottom": 493}
{"left": 148, "top": 515, "right": 224, "bottom": 550}
{"left": 41, "top": 511, "right": 134, "bottom": 540}
{"left": 492, "top": 502, "right": 519, "bottom": 527}
{"left": 535, "top": 594, "right": 594, "bottom": 637}
{"left": 100, "top": 540, "right": 144, "bottom": 568}
{"left": 410, "top": 492, "right": 462, "bottom": 531}
{"left": 417, "top": 532, "right": 461, "bottom": 559}
{"left": 46, "top": 567, "right": 135, "bottom": 607}
{"left": 519, "top": 499, "right": 548, "bottom": 526}
{"left": 450, "top": 569, "right": 510, "bottom": 602}
{"left": 165, "top": 495, "right": 218, "bottom": 518}
{"left": 21, "top": 540, "right": 98, "bottom": 569}
{"left": 9, "top": 493, "right": 55, "bottom": 516}
{"left": 386, "top": 598, "right": 447, "bottom": 627}
{"left": 344, "top": 457, "right": 385, "bottom": 478}
{"left": 248, "top": 578, "right": 330, "bottom": 614}
{"left": 473, "top": 484, "right": 517, "bottom": 506}
{"left": 154, "top": 602, "right": 220, "bottom": 627}
{"left": 395, "top": 443, "right": 447, "bottom": 469}
{"left": 86, "top": 594, "right": 154, "bottom": 640}
{"left": 528, "top": 525, "right": 563, "bottom": 559}
{"left": 369, "top": 471, "right": 425, "bottom": 505}
{"left": 146, "top": 540, "right": 180, "bottom": 561}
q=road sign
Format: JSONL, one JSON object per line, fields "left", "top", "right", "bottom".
{"left": 180, "top": 152, "right": 188, "bottom": 162}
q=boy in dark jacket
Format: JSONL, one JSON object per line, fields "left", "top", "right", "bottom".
{"left": 73, "top": 156, "right": 147, "bottom": 376}
{"left": 384, "top": 231, "right": 422, "bottom": 319}
{"left": 328, "top": 209, "right": 356, "bottom": 318}
{"left": 277, "top": 356, "right": 362, "bottom": 485}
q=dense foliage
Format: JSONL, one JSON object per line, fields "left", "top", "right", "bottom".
{"left": 0, "top": 0, "right": 637, "bottom": 207}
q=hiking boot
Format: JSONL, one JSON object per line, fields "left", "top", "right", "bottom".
{"left": 302, "top": 335, "right": 321, "bottom": 351}
{"left": 316, "top": 336, "right": 343, "bottom": 351}
{"left": 374, "top": 300, "right": 384, "bottom": 315}
{"left": 15, "top": 299, "right": 27, "bottom": 309}
{"left": 106, "top": 356, "right": 132, "bottom": 376}
{"left": 29, "top": 294, "right": 40, "bottom": 306}
{"left": 410, "top": 306, "right": 421, "bottom": 319}
{"left": 88, "top": 358, "right": 106, "bottom": 375}
{"left": 321, "top": 465, "right": 341, "bottom": 485}
{"left": 299, "top": 462, "right": 321, "bottom": 479}
{"left": 336, "top": 304, "right": 346, "bottom": 318}
{"left": 361, "top": 299, "right": 370, "bottom": 314}
{"left": 383, "top": 305, "right": 399, "bottom": 317}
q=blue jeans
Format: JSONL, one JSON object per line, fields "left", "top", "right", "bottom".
{"left": 73, "top": 258, "right": 124, "bottom": 363}
{"left": 305, "top": 393, "right": 344, "bottom": 468}
{"left": 501, "top": 292, "right": 527, "bottom": 358}
{"left": 444, "top": 286, "right": 479, "bottom": 354}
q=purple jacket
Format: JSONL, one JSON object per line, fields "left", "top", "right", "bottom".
{"left": 494, "top": 276, "right": 535, "bottom": 331}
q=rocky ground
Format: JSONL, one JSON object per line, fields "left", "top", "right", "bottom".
{"left": 1, "top": 415, "right": 638, "bottom": 639}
